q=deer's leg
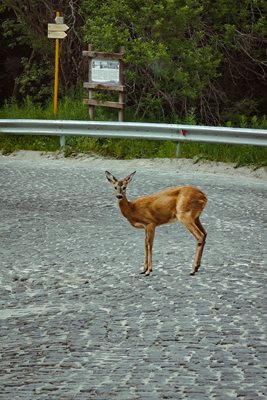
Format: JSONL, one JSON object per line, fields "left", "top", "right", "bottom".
{"left": 141, "top": 225, "right": 155, "bottom": 276}
{"left": 180, "top": 216, "right": 206, "bottom": 275}
{"left": 194, "top": 218, "right": 207, "bottom": 273}
{"left": 146, "top": 225, "right": 155, "bottom": 275}
{"left": 140, "top": 229, "right": 149, "bottom": 274}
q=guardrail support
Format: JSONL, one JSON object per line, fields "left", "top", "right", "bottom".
{"left": 60, "top": 135, "right": 65, "bottom": 148}
{"left": 176, "top": 143, "right": 181, "bottom": 158}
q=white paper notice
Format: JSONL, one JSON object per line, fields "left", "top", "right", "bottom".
{"left": 91, "top": 59, "right": 120, "bottom": 84}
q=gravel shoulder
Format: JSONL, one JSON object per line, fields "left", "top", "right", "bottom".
{"left": 2, "top": 149, "right": 267, "bottom": 181}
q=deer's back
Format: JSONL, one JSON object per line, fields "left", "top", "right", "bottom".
{"left": 130, "top": 186, "right": 207, "bottom": 226}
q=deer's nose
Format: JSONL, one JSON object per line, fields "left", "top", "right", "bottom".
{"left": 116, "top": 194, "right": 123, "bottom": 199}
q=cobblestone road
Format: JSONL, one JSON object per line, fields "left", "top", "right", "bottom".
{"left": 0, "top": 153, "right": 266, "bottom": 400}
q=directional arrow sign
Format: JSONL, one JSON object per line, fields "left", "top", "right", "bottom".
{"left": 55, "top": 16, "right": 64, "bottom": 24}
{"left": 48, "top": 23, "right": 69, "bottom": 32}
{"left": 48, "top": 23, "right": 69, "bottom": 39}
{"left": 48, "top": 31, "right": 68, "bottom": 39}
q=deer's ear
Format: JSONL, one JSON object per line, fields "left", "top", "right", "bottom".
{"left": 125, "top": 171, "right": 136, "bottom": 184}
{"left": 105, "top": 171, "right": 117, "bottom": 184}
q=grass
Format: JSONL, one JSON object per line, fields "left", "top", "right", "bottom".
{"left": 0, "top": 96, "right": 267, "bottom": 168}
{"left": 180, "top": 142, "right": 267, "bottom": 169}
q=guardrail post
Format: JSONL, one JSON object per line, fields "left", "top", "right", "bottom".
{"left": 60, "top": 135, "right": 65, "bottom": 149}
{"left": 176, "top": 142, "right": 181, "bottom": 158}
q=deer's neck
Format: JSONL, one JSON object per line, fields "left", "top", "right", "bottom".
{"left": 118, "top": 196, "right": 134, "bottom": 222}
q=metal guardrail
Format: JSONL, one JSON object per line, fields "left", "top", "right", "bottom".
{"left": 0, "top": 119, "right": 267, "bottom": 151}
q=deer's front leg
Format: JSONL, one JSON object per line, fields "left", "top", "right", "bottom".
{"left": 140, "top": 228, "right": 149, "bottom": 274}
{"left": 141, "top": 225, "right": 155, "bottom": 276}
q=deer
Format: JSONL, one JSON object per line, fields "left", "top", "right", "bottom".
{"left": 105, "top": 171, "right": 208, "bottom": 276}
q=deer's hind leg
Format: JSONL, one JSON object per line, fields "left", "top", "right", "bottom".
{"left": 179, "top": 214, "right": 207, "bottom": 275}
{"left": 193, "top": 217, "right": 207, "bottom": 273}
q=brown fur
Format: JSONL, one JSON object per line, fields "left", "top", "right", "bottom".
{"left": 105, "top": 171, "right": 207, "bottom": 276}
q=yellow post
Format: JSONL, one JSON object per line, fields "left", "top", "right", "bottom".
{"left": 53, "top": 11, "right": 60, "bottom": 115}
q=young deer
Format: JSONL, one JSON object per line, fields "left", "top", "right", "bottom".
{"left": 105, "top": 171, "right": 207, "bottom": 276}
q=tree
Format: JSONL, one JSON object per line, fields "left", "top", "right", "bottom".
{"left": 200, "top": 0, "right": 267, "bottom": 122}
{"left": 81, "top": 0, "right": 267, "bottom": 123}
{"left": 0, "top": 0, "right": 84, "bottom": 104}
{"left": 1, "top": 0, "right": 266, "bottom": 124}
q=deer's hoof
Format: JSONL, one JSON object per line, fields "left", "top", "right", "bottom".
{"left": 190, "top": 265, "right": 200, "bottom": 275}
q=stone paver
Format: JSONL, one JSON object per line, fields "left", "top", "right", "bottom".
{"left": 0, "top": 154, "right": 266, "bottom": 399}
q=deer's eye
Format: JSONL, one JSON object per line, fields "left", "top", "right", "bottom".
{"left": 122, "top": 186, "right": 126, "bottom": 190}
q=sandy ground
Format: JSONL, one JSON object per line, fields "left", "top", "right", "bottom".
{"left": 2, "top": 150, "right": 267, "bottom": 181}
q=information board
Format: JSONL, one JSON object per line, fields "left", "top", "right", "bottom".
{"left": 91, "top": 59, "right": 120, "bottom": 84}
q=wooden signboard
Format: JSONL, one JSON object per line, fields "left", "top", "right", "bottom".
{"left": 83, "top": 45, "right": 125, "bottom": 121}
{"left": 47, "top": 23, "right": 69, "bottom": 39}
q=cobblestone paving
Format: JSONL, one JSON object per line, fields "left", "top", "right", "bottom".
{"left": 0, "top": 154, "right": 266, "bottom": 400}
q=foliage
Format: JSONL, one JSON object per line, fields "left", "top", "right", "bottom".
{"left": 82, "top": 0, "right": 219, "bottom": 122}
{"left": 0, "top": 0, "right": 266, "bottom": 125}
{"left": 0, "top": 92, "right": 88, "bottom": 120}
{"left": 81, "top": 0, "right": 267, "bottom": 123}
{"left": 0, "top": 0, "right": 83, "bottom": 103}
{"left": 16, "top": 58, "right": 53, "bottom": 103}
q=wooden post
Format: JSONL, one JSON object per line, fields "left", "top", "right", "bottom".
{"left": 88, "top": 44, "right": 94, "bottom": 120}
{"left": 118, "top": 46, "right": 124, "bottom": 122}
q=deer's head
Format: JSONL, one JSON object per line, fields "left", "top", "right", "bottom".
{"left": 105, "top": 171, "right": 136, "bottom": 200}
